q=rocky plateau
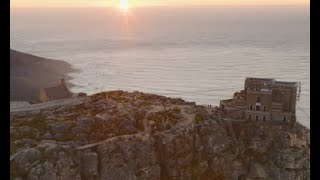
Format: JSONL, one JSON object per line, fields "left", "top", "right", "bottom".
{"left": 10, "top": 90, "right": 310, "bottom": 180}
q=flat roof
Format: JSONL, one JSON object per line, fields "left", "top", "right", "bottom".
{"left": 246, "top": 77, "right": 298, "bottom": 86}
{"left": 246, "top": 77, "right": 275, "bottom": 82}
{"left": 274, "top": 81, "right": 298, "bottom": 87}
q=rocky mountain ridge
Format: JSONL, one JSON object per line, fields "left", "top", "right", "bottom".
{"left": 10, "top": 90, "right": 310, "bottom": 180}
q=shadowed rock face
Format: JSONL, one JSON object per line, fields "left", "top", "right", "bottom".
{"left": 10, "top": 49, "right": 73, "bottom": 101}
{"left": 10, "top": 91, "right": 309, "bottom": 180}
{"left": 85, "top": 121, "right": 309, "bottom": 180}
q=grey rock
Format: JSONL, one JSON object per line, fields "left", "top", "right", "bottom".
{"left": 13, "top": 148, "right": 41, "bottom": 165}
{"left": 20, "top": 139, "right": 37, "bottom": 148}
{"left": 12, "top": 148, "right": 41, "bottom": 173}
{"left": 94, "top": 113, "right": 110, "bottom": 123}
{"left": 119, "top": 119, "right": 138, "bottom": 134}
{"left": 42, "top": 110, "right": 54, "bottom": 117}
{"left": 80, "top": 152, "right": 99, "bottom": 180}
{"left": 78, "top": 133, "right": 88, "bottom": 142}
{"left": 71, "top": 126, "right": 86, "bottom": 135}
{"left": 42, "top": 133, "right": 53, "bottom": 140}
{"left": 43, "top": 161, "right": 57, "bottom": 179}
{"left": 76, "top": 117, "right": 93, "bottom": 128}
{"left": 49, "top": 122, "right": 72, "bottom": 134}
{"left": 248, "top": 162, "right": 267, "bottom": 178}
{"left": 105, "top": 98, "right": 117, "bottom": 109}
{"left": 28, "top": 164, "right": 43, "bottom": 180}
{"left": 53, "top": 133, "right": 63, "bottom": 140}
{"left": 18, "top": 126, "right": 32, "bottom": 133}
{"left": 37, "top": 140, "right": 58, "bottom": 155}
{"left": 10, "top": 127, "right": 17, "bottom": 135}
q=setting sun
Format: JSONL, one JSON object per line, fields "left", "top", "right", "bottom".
{"left": 120, "top": 0, "right": 129, "bottom": 10}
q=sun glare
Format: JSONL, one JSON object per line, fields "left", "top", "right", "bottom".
{"left": 120, "top": 0, "right": 129, "bottom": 11}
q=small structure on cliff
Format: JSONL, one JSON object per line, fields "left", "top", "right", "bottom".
{"left": 220, "top": 77, "right": 301, "bottom": 124}
{"left": 38, "top": 79, "right": 72, "bottom": 102}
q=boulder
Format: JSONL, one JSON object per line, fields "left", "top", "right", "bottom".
{"left": 76, "top": 117, "right": 93, "bottom": 128}
{"left": 12, "top": 148, "right": 41, "bottom": 172}
{"left": 49, "top": 122, "right": 72, "bottom": 135}
{"left": 28, "top": 164, "right": 43, "bottom": 180}
{"left": 248, "top": 162, "right": 267, "bottom": 178}
{"left": 42, "top": 133, "right": 53, "bottom": 140}
{"left": 43, "top": 161, "right": 58, "bottom": 179}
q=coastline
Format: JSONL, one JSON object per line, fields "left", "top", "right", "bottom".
{"left": 10, "top": 49, "right": 76, "bottom": 102}
{"left": 64, "top": 73, "right": 76, "bottom": 91}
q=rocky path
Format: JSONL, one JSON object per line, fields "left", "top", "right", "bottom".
{"left": 10, "top": 97, "right": 88, "bottom": 113}
{"left": 76, "top": 133, "right": 149, "bottom": 151}
{"left": 177, "top": 105, "right": 195, "bottom": 126}
{"left": 143, "top": 105, "right": 196, "bottom": 132}
{"left": 76, "top": 104, "right": 197, "bottom": 151}
{"left": 142, "top": 105, "right": 164, "bottom": 133}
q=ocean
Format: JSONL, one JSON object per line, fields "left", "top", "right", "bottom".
{"left": 10, "top": 6, "right": 310, "bottom": 128}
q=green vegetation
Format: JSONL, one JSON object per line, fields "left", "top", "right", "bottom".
{"left": 105, "top": 90, "right": 130, "bottom": 103}
{"left": 134, "top": 110, "right": 146, "bottom": 131}
{"left": 10, "top": 142, "right": 18, "bottom": 155}
{"left": 173, "top": 106, "right": 181, "bottom": 113}
{"left": 92, "top": 92, "right": 107, "bottom": 99}
{"left": 10, "top": 162, "right": 28, "bottom": 179}
{"left": 88, "top": 120, "right": 114, "bottom": 141}
{"left": 58, "top": 134, "right": 77, "bottom": 142}
{"left": 147, "top": 108, "right": 183, "bottom": 131}
{"left": 11, "top": 113, "right": 48, "bottom": 146}
{"left": 153, "top": 115, "right": 164, "bottom": 130}
{"left": 13, "top": 113, "right": 47, "bottom": 130}
{"left": 194, "top": 113, "right": 204, "bottom": 124}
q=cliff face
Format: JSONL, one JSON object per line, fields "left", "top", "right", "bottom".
{"left": 79, "top": 121, "right": 309, "bottom": 180}
{"left": 10, "top": 91, "right": 310, "bottom": 180}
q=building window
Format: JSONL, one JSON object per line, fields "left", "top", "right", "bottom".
{"left": 255, "top": 115, "right": 259, "bottom": 121}
{"left": 263, "top": 116, "right": 266, "bottom": 121}
{"left": 264, "top": 106, "right": 267, "bottom": 111}
{"left": 250, "top": 105, "right": 253, "bottom": 110}
{"left": 283, "top": 116, "right": 287, "bottom": 122}
{"left": 256, "top": 97, "right": 261, "bottom": 103}
{"left": 248, "top": 115, "right": 251, "bottom": 120}
{"left": 256, "top": 105, "right": 260, "bottom": 111}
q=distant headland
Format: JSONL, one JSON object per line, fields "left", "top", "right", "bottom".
{"left": 10, "top": 49, "right": 74, "bottom": 102}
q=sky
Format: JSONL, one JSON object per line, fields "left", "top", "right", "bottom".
{"left": 11, "top": 0, "right": 309, "bottom": 8}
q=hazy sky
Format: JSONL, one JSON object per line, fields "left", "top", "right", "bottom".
{"left": 11, "top": 0, "right": 309, "bottom": 7}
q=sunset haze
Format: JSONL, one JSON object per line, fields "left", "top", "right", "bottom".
{"left": 11, "top": 0, "right": 309, "bottom": 7}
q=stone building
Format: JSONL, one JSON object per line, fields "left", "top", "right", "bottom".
{"left": 220, "top": 77, "right": 300, "bottom": 124}
{"left": 39, "top": 79, "right": 72, "bottom": 102}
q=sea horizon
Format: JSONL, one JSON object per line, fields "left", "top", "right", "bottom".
{"left": 10, "top": 6, "right": 310, "bottom": 128}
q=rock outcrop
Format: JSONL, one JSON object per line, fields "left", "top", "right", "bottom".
{"left": 75, "top": 120, "right": 309, "bottom": 180}
{"left": 10, "top": 91, "right": 310, "bottom": 180}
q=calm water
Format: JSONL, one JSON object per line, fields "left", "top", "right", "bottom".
{"left": 10, "top": 6, "right": 310, "bottom": 128}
